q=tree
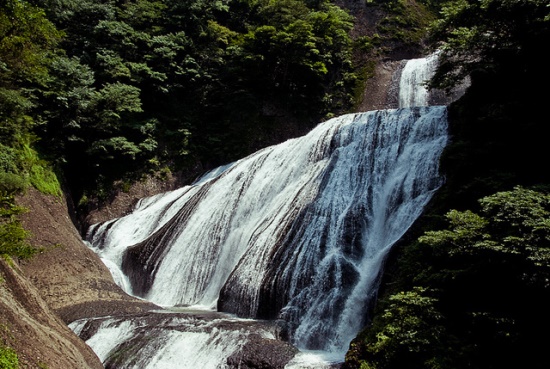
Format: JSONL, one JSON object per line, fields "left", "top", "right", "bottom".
{"left": 0, "top": 0, "right": 63, "bottom": 197}
{"left": 0, "top": 0, "right": 62, "bottom": 143}
{"left": 417, "top": 186, "right": 550, "bottom": 368}
{"left": 236, "top": 0, "right": 354, "bottom": 113}
{"left": 419, "top": 186, "right": 550, "bottom": 288}
{"left": 352, "top": 287, "right": 452, "bottom": 369}
{"left": 346, "top": 186, "right": 550, "bottom": 369}
{"left": 21, "top": 0, "right": 357, "bottom": 200}
{"left": 427, "top": 0, "right": 550, "bottom": 91}
{"left": 0, "top": 193, "right": 37, "bottom": 260}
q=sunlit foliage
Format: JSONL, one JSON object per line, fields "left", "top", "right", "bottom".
{"left": 346, "top": 187, "right": 550, "bottom": 369}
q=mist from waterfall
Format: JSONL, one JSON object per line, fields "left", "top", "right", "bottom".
{"left": 72, "top": 52, "right": 454, "bottom": 368}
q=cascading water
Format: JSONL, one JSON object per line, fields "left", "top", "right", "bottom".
{"left": 398, "top": 52, "right": 439, "bottom": 108}
{"left": 71, "top": 52, "right": 457, "bottom": 368}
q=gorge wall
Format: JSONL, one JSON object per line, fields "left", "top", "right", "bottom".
{"left": 0, "top": 256, "right": 103, "bottom": 369}
{"left": 1, "top": 188, "right": 157, "bottom": 369}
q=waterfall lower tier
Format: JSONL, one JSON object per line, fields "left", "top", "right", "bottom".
{"left": 69, "top": 310, "right": 299, "bottom": 369}
{"left": 83, "top": 105, "right": 448, "bottom": 365}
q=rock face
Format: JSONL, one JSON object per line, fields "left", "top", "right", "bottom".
{"left": 356, "top": 59, "right": 403, "bottom": 112}
{"left": 82, "top": 173, "right": 189, "bottom": 229}
{"left": 226, "top": 334, "right": 299, "bottom": 369}
{"left": 16, "top": 188, "right": 158, "bottom": 323}
{"left": 69, "top": 310, "right": 299, "bottom": 369}
{"left": 0, "top": 187, "right": 159, "bottom": 368}
{"left": 0, "top": 258, "right": 103, "bottom": 369}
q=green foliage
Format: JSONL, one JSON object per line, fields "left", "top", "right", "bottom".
{"left": 0, "top": 0, "right": 61, "bottom": 147}
{"left": 0, "top": 90, "right": 33, "bottom": 143}
{"left": 347, "top": 288, "right": 453, "bottom": 368}
{"left": 0, "top": 0, "right": 62, "bottom": 85}
{"left": 0, "top": 136, "right": 61, "bottom": 198}
{"left": 28, "top": 164, "right": 61, "bottom": 198}
{"left": 348, "top": 187, "right": 550, "bottom": 369}
{"left": 421, "top": 187, "right": 550, "bottom": 284}
{"left": 21, "top": 0, "right": 359, "bottom": 200}
{"left": 0, "top": 344, "right": 19, "bottom": 369}
{"left": 19, "top": 142, "right": 62, "bottom": 197}
{"left": 364, "top": 287, "right": 450, "bottom": 369}
{"left": 239, "top": 0, "right": 355, "bottom": 105}
{"left": 427, "top": 0, "right": 550, "bottom": 91}
{"left": 0, "top": 145, "right": 18, "bottom": 174}
{"left": 118, "top": 0, "right": 167, "bottom": 32}
{"left": 0, "top": 0, "right": 63, "bottom": 198}
{"left": 0, "top": 173, "right": 26, "bottom": 195}
{"left": 0, "top": 194, "right": 37, "bottom": 260}
{"left": 0, "top": 220, "right": 35, "bottom": 261}
{"left": 369, "top": 0, "right": 434, "bottom": 49}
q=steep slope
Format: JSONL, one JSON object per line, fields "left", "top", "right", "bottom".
{"left": 16, "top": 188, "right": 157, "bottom": 323}
{"left": 0, "top": 188, "right": 158, "bottom": 368}
{"left": 0, "top": 258, "right": 102, "bottom": 369}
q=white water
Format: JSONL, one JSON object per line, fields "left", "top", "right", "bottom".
{"left": 71, "top": 319, "right": 137, "bottom": 363}
{"left": 69, "top": 313, "right": 271, "bottom": 369}
{"left": 399, "top": 51, "right": 440, "bottom": 108}
{"left": 76, "top": 53, "right": 453, "bottom": 368}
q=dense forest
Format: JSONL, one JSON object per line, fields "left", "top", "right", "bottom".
{"left": 1, "top": 0, "right": 363, "bottom": 204}
{"left": 1, "top": 0, "right": 549, "bottom": 368}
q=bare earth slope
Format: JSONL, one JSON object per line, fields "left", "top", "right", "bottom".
{"left": 16, "top": 188, "right": 157, "bottom": 324}
{"left": 0, "top": 258, "right": 103, "bottom": 369}
{"left": 0, "top": 188, "right": 158, "bottom": 368}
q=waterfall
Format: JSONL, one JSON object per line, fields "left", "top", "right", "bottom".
{"left": 74, "top": 53, "right": 454, "bottom": 368}
{"left": 397, "top": 51, "right": 469, "bottom": 108}
{"left": 70, "top": 312, "right": 291, "bottom": 369}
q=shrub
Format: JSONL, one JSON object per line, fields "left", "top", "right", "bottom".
{"left": 0, "top": 173, "right": 26, "bottom": 195}
{"left": 0, "top": 344, "right": 19, "bottom": 369}
{"left": 0, "top": 145, "right": 18, "bottom": 174}
{"left": 0, "top": 195, "right": 37, "bottom": 260}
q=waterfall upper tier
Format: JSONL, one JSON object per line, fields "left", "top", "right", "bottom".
{"left": 364, "top": 51, "right": 469, "bottom": 110}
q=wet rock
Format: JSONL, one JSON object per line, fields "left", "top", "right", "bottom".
{"left": 227, "top": 334, "right": 299, "bottom": 369}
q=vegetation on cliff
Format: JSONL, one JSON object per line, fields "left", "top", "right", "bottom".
{"left": 2, "top": 0, "right": 362, "bottom": 208}
{"left": 345, "top": 1, "right": 550, "bottom": 368}
{"left": 0, "top": 344, "right": 18, "bottom": 369}
{"left": 1, "top": 0, "right": 440, "bottom": 203}
{"left": 0, "top": 0, "right": 443, "bottom": 206}
{"left": 346, "top": 187, "right": 550, "bottom": 369}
